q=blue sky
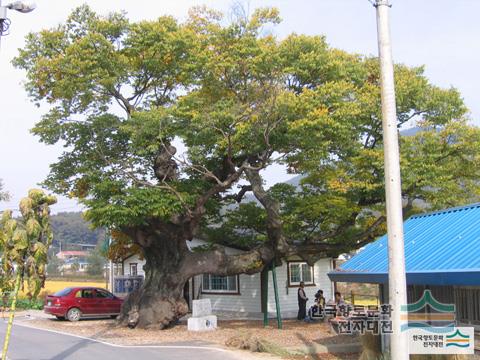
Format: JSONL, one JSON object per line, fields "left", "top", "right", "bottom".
{"left": 0, "top": 0, "right": 479, "bottom": 213}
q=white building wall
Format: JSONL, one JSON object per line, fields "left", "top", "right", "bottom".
{"left": 123, "top": 254, "right": 146, "bottom": 277}
{"left": 192, "top": 243, "right": 262, "bottom": 313}
{"left": 196, "top": 273, "right": 262, "bottom": 313}
{"left": 266, "top": 258, "right": 333, "bottom": 318}
{"left": 194, "top": 257, "right": 333, "bottom": 318}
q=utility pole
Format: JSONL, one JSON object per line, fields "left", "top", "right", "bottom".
{"left": 108, "top": 233, "right": 114, "bottom": 292}
{"left": 0, "top": 0, "right": 5, "bottom": 51}
{"left": 372, "top": 1, "right": 408, "bottom": 359}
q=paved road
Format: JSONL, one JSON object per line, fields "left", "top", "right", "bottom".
{"left": 0, "top": 321, "right": 247, "bottom": 360}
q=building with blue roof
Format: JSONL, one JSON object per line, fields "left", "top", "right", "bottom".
{"left": 328, "top": 203, "right": 480, "bottom": 328}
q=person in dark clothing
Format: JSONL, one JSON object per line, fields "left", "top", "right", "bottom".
{"left": 297, "top": 281, "right": 308, "bottom": 321}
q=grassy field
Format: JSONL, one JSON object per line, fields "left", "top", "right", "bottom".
{"left": 350, "top": 297, "right": 379, "bottom": 306}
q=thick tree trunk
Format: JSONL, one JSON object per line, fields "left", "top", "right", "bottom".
{"left": 117, "top": 223, "right": 276, "bottom": 329}
{"left": 117, "top": 234, "right": 189, "bottom": 329}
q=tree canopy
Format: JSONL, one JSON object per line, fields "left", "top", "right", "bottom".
{"left": 13, "top": 5, "right": 480, "bottom": 328}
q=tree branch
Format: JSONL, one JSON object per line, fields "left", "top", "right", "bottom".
{"left": 223, "top": 185, "right": 252, "bottom": 203}
{"left": 181, "top": 245, "right": 275, "bottom": 278}
{"left": 245, "top": 168, "right": 290, "bottom": 254}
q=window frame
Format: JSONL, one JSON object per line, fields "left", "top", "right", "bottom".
{"left": 95, "top": 288, "right": 114, "bottom": 299}
{"left": 75, "top": 289, "right": 95, "bottom": 298}
{"left": 129, "top": 263, "right": 138, "bottom": 276}
{"left": 201, "top": 274, "right": 240, "bottom": 295}
{"left": 287, "top": 261, "right": 315, "bottom": 287}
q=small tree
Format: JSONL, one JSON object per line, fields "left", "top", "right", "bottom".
{"left": 87, "top": 250, "right": 105, "bottom": 276}
{"left": 46, "top": 256, "right": 63, "bottom": 276}
{"left": 0, "top": 189, "right": 56, "bottom": 359}
{"left": 70, "top": 261, "right": 80, "bottom": 273}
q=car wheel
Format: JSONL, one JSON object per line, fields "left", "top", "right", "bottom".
{"left": 66, "top": 308, "right": 82, "bottom": 322}
{"left": 55, "top": 316, "right": 65, "bottom": 320}
{"left": 110, "top": 315, "right": 118, "bottom": 319}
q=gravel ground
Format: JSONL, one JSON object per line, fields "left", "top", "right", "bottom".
{"left": 16, "top": 311, "right": 358, "bottom": 350}
{"left": 287, "top": 354, "right": 358, "bottom": 360}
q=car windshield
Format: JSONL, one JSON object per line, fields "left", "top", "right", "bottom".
{"left": 53, "top": 288, "right": 72, "bottom": 297}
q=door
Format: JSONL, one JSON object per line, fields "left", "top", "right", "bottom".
{"left": 183, "top": 281, "right": 190, "bottom": 311}
{"left": 96, "top": 288, "right": 121, "bottom": 314}
{"left": 73, "top": 288, "right": 99, "bottom": 315}
{"left": 129, "top": 263, "right": 138, "bottom": 276}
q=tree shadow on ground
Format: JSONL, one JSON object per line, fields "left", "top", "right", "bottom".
{"left": 296, "top": 332, "right": 321, "bottom": 360}
{"left": 295, "top": 331, "right": 360, "bottom": 360}
{"left": 49, "top": 327, "right": 112, "bottom": 360}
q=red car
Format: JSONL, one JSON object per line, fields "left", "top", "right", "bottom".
{"left": 44, "top": 287, "right": 123, "bottom": 322}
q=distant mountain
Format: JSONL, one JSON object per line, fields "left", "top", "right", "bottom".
{"left": 400, "top": 127, "right": 422, "bottom": 137}
{"left": 50, "top": 212, "right": 105, "bottom": 250}
{"left": 284, "top": 175, "right": 304, "bottom": 188}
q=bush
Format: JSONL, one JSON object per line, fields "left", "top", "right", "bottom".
{"left": 2, "top": 298, "right": 44, "bottom": 310}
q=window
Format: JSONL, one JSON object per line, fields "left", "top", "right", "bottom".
{"left": 53, "top": 288, "right": 72, "bottom": 297}
{"left": 96, "top": 289, "right": 113, "bottom": 299}
{"left": 202, "top": 274, "right": 239, "bottom": 294}
{"left": 288, "top": 262, "right": 314, "bottom": 286}
{"left": 130, "top": 263, "right": 138, "bottom": 276}
{"left": 75, "top": 289, "right": 94, "bottom": 298}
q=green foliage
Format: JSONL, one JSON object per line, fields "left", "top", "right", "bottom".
{"left": 13, "top": 5, "right": 480, "bottom": 261}
{"left": 50, "top": 212, "right": 105, "bottom": 248}
{"left": 0, "top": 189, "right": 56, "bottom": 299}
{"left": 46, "top": 255, "right": 64, "bottom": 276}
{"left": 86, "top": 249, "right": 105, "bottom": 276}
{"left": 9, "top": 298, "right": 44, "bottom": 310}
{"left": 204, "top": 202, "right": 267, "bottom": 248}
{"left": 70, "top": 262, "right": 80, "bottom": 273}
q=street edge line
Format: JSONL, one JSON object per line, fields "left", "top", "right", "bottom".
{"left": 10, "top": 321, "right": 231, "bottom": 352}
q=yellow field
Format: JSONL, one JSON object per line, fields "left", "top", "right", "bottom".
{"left": 19, "top": 279, "right": 107, "bottom": 298}
{"left": 43, "top": 280, "right": 107, "bottom": 294}
{"left": 352, "top": 298, "right": 379, "bottom": 306}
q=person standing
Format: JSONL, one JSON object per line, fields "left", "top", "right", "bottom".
{"left": 297, "top": 281, "right": 308, "bottom": 321}
{"left": 334, "top": 291, "right": 346, "bottom": 317}
{"left": 334, "top": 291, "right": 345, "bottom": 306}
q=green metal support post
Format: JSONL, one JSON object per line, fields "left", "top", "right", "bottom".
{"left": 261, "top": 267, "right": 269, "bottom": 327}
{"left": 271, "top": 262, "right": 282, "bottom": 329}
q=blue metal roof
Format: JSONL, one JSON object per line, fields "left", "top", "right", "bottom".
{"left": 328, "top": 203, "right": 480, "bottom": 286}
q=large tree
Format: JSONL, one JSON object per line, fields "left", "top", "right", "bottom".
{"left": 14, "top": 6, "right": 480, "bottom": 328}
